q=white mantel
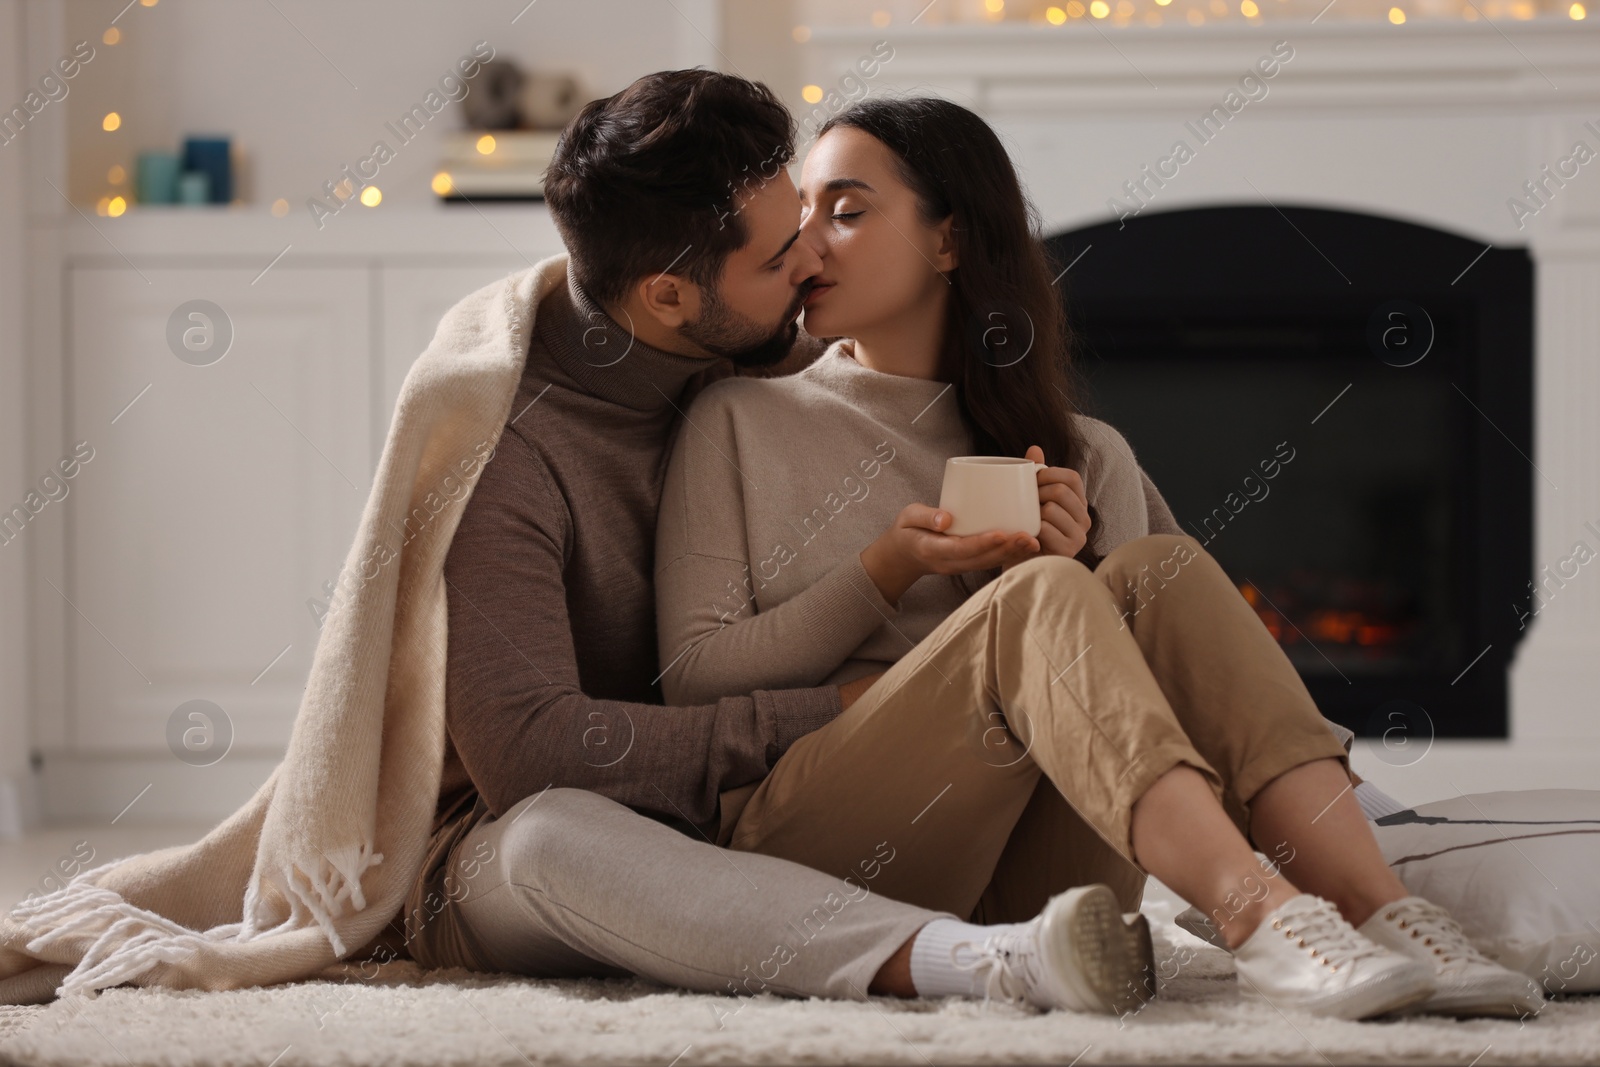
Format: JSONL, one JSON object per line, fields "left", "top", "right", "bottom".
{"left": 801, "top": 18, "right": 1600, "bottom": 800}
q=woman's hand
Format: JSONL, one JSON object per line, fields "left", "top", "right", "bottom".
{"left": 861, "top": 503, "right": 1040, "bottom": 605}
{"left": 1022, "top": 444, "right": 1092, "bottom": 563}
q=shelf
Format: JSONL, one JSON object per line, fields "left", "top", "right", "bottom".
{"left": 41, "top": 203, "right": 566, "bottom": 262}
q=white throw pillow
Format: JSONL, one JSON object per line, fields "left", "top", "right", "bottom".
{"left": 1171, "top": 789, "right": 1600, "bottom": 995}
{"left": 1370, "top": 789, "right": 1600, "bottom": 994}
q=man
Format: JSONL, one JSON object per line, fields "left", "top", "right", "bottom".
{"left": 399, "top": 69, "right": 1166, "bottom": 1015}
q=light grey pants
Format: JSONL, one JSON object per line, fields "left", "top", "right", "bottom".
{"left": 403, "top": 787, "right": 954, "bottom": 1002}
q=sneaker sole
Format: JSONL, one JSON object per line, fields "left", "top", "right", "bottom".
{"left": 1039, "top": 884, "right": 1157, "bottom": 1016}
{"left": 1407, "top": 982, "right": 1546, "bottom": 1019}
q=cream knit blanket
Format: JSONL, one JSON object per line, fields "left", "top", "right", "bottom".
{"left": 0, "top": 254, "right": 572, "bottom": 1006}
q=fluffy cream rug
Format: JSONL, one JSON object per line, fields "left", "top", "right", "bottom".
{"left": 1, "top": 922, "right": 1596, "bottom": 1067}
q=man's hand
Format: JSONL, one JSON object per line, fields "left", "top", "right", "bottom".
{"left": 838, "top": 671, "right": 886, "bottom": 712}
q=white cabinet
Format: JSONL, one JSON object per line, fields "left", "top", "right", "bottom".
{"left": 378, "top": 263, "right": 524, "bottom": 447}
{"left": 66, "top": 267, "right": 373, "bottom": 755}
{"left": 26, "top": 209, "right": 563, "bottom": 822}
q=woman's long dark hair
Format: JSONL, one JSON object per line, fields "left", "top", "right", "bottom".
{"left": 817, "top": 97, "right": 1107, "bottom": 577}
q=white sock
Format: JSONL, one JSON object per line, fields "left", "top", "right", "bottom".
{"left": 1353, "top": 779, "right": 1410, "bottom": 820}
{"left": 908, "top": 918, "right": 1025, "bottom": 998}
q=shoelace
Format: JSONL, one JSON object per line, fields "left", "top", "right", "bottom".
{"left": 950, "top": 925, "right": 1046, "bottom": 1009}
{"left": 1376, "top": 898, "right": 1491, "bottom": 972}
{"left": 1272, "top": 899, "right": 1387, "bottom": 971}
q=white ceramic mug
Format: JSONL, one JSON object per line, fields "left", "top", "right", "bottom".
{"left": 937, "top": 456, "right": 1047, "bottom": 537}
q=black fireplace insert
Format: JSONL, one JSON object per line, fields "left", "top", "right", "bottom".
{"left": 1046, "top": 205, "right": 1533, "bottom": 741}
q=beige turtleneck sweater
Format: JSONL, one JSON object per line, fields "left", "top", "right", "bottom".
{"left": 653, "top": 339, "right": 1184, "bottom": 707}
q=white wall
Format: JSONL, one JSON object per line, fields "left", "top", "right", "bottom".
{"left": 61, "top": 0, "right": 741, "bottom": 209}
{"left": 18, "top": 2, "right": 1591, "bottom": 827}
{"left": 0, "top": 0, "right": 35, "bottom": 837}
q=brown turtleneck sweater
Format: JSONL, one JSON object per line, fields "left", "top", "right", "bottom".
{"left": 426, "top": 268, "right": 846, "bottom": 866}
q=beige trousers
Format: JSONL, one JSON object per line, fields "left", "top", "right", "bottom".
{"left": 720, "top": 534, "right": 1355, "bottom": 923}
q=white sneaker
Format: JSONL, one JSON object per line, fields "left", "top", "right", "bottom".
{"left": 950, "top": 883, "right": 1155, "bottom": 1015}
{"left": 1357, "top": 895, "right": 1546, "bottom": 1018}
{"left": 1232, "top": 893, "right": 1436, "bottom": 1019}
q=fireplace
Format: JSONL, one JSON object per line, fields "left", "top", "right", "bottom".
{"left": 1047, "top": 205, "right": 1534, "bottom": 740}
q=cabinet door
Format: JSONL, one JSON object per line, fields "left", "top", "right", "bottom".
{"left": 378, "top": 263, "right": 525, "bottom": 452}
{"left": 66, "top": 267, "right": 372, "bottom": 755}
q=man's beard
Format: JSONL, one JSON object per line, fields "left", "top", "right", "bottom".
{"left": 680, "top": 280, "right": 813, "bottom": 368}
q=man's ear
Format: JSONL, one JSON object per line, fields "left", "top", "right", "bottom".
{"left": 932, "top": 214, "right": 959, "bottom": 272}
{"left": 635, "top": 272, "right": 696, "bottom": 330}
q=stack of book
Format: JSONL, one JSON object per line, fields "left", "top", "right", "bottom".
{"left": 435, "top": 130, "right": 561, "bottom": 202}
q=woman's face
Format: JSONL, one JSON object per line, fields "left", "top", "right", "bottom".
{"left": 797, "top": 126, "right": 956, "bottom": 341}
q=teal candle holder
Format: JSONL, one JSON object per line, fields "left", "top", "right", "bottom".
{"left": 136, "top": 151, "right": 180, "bottom": 204}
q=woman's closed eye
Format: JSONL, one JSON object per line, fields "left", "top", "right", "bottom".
{"left": 831, "top": 210, "right": 865, "bottom": 222}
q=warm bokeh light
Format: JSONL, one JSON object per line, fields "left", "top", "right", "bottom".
{"left": 101, "top": 112, "right": 121, "bottom": 132}
{"left": 95, "top": 197, "right": 110, "bottom": 216}
{"left": 107, "top": 196, "right": 127, "bottom": 217}
{"left": 776, "top": 0, "right": 1595, "bottom": 27}
{"left": 432, "top": 172, "right": 454, "bottom": 196}
{"left": 359, "top": 186, "right": 382, "bottom": 207}
{"left": 102, "top": 27, "right": 120, "bottom": 45}
{"left": 475, "top": 134, "right": 496, "bottom": 155}
{"left": 107, "top": 164, "right": 126, "bottom": 184}
{"left": 271, "top": 198, "right": 290, "bottom": 217}
{"left": 140, "top": 0, "right": 158, "bottom": 6}
{"left": 802, "top": 84, "right": 824, "bottom": 104}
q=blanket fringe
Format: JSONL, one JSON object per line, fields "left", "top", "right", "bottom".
{"left": 8, "top": 844, "right": 383, "bottom": 1000}
{"left": 7, "top": 860, "right": 129, "bottom": 925}
{"left": 10, "top": 865, "right": 207, "bottom": 1000}
{"left": 58, "top": 922, "right": 207, "bottom": 999}
{"left": 242, "top": 840, "right": 384, "bottom": 958}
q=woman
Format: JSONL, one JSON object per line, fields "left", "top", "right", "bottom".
{"left": 653, "top": 97, "right": 1539, "bottom": 1022}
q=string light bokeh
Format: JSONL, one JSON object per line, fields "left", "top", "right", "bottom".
{"left": 798, "top": 0, "right": 1585, "bottom": 29}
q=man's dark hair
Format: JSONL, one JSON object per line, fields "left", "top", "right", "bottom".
{"left": 543, "top": 69, "right": 796, "bottom": 308}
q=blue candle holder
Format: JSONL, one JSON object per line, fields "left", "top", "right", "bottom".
{"left": 181, "top": 136, "right": 232, "bottom": 203}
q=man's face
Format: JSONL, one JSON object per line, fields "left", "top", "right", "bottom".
{"left": 680, "top": 170, "right": 824, "bottom": 368}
